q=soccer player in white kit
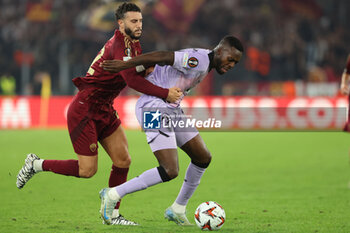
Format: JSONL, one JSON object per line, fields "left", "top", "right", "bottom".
{"left": 99, "top": 35, "right": 244, "bottom": 225}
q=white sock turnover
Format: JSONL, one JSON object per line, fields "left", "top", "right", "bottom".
{"left": 171, "top": 201, "right": 186, "bottom": 214}
{"left": 33, "top": 159, "right": 44, "bottom": 172}
{"left": 108, "top": 188, "right": 121, "bottom": 201}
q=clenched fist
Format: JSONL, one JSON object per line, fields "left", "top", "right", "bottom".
{"left": 166, "top": 87, "right": 183, "bottom": 103}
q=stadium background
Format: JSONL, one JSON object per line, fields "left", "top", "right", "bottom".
{"left": 1, "top": 0, "right": 349, "bottom": 96}
{"left": 1, "top": 0, "right": 350, "bottom": 233}
{"left": 0, "top": 0, "right": 349, "bottom": 130}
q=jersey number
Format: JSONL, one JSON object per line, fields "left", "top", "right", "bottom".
{"left": 87, "top": 46, "right": 106, "bottom": 76}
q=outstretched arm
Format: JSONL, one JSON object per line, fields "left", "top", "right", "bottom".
{"left": 119, "top": 68, "right": 182, "bottom": 103}
{"left": 100, "top": 51, "right": 174, "bottom": 73}
{"left": 100, "top": 51, "right": 182, "bottom": 102}
{"left": 340, "top": 54, "right": 350, "bottom": 95}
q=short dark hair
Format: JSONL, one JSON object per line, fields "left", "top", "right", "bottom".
{"left": 115, "top": 2, "right": 141, "bottom": 21}
{"left": 221, "top": 36, "right": 244, "bottom": 53}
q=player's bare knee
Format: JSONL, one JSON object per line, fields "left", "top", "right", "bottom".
{"left": 165, "top": 167, "right": 179, "bottom": 180}
{"left": 79, "top": 167, "right": 97, "bottom": 178}
{"left": 196, "top": 149, "right": 211, "bottom": 164}
{"left": 79, "top": 169, "right": 97, "bottom": 178}
{"left": 192, "top": 150, "right": 211, "bottom": 168}
{"left": 202, "top": 150, "right": 212, "bottom": 165}
{"left": 160, "top": 162, "right": 179, "bottom": 180}
{"left": 114, "top": 154, "right": 131, "bottom": 168}
{"left": 79, "top": 171, "right": 96, "bottom": 178}
{"left": 122, "top": 156, "right": 131, "bottom": 167}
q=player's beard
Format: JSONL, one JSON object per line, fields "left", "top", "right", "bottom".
{"left": 125, "top": 27, "right": 142, "bottom": 40}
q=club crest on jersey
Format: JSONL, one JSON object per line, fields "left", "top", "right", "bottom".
{"left": 188, "top": 57, "right": 199, "bottom": 68}
{"left": 89, "top": 143, "right": 97, "bottom": 152}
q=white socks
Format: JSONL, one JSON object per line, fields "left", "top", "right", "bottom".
{"left": 171, "top": 201, "right": 186, "bottom": 214}
{"left": 108, "top": 189, "right": 121, "bottom": 218}
{"left": 112, "top": 209, "right": 119, "bottom": 218}
{"left": 108, "top": 188, "right": 121, "bottom": 201}
{"left": 33, "top": 159, "right": 44, "bottom": 172}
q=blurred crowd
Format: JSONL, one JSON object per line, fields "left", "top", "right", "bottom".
{"left": 0, "top": 0, "right": 349, "bottom": 96}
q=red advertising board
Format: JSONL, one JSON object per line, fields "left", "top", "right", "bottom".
{"left": 0, "top": 96, "right": 347, "bottom": 130}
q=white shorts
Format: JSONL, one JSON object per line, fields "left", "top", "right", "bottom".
{"left": 135, "top": 96, "right": 199, "bottom": 152}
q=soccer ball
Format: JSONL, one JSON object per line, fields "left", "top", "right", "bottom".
{"left": 194, "top": 201, "right": 226, "bottom": 231}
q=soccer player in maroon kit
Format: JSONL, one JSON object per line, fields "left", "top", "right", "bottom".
{"left": 16, "top": 2, "right": 182, "bottom": 225}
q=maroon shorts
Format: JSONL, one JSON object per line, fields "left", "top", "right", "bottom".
{"left": 67, "top": 91, "right": 121, "bottom": 156}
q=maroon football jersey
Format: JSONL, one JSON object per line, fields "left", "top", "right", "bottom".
{"left": 72, "top": 30, "right": 168, "bottom": 103}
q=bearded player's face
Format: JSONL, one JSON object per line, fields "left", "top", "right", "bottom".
{"left": 122, "top": 11, "right": 143, "bottom": 40}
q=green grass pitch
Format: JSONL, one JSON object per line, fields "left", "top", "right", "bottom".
{"left": 1, "top": 129, "right": 350, "bottom": 233}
